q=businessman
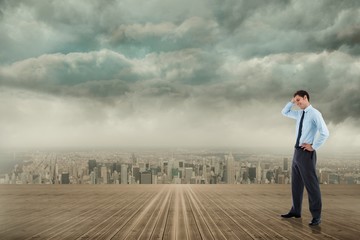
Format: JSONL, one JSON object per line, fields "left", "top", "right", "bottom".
{"left": 281, "top": 90, "right": 329, "bottom": 226}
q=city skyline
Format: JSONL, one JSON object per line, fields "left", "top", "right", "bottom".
{"left": 1, "top": 149, "right": 358, "bottom": 185}
{"left": 0, "top": 1, "right": 360, "bottom": 153}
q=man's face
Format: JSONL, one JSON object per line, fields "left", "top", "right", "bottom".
{"left": 294, "top": 95, "right": 309, "bottom": 109}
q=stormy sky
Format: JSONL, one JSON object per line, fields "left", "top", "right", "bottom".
{"left": 0, "top": 0, "right": 359, "bottom": 152}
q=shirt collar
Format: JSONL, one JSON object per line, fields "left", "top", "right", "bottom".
{"left": 304, "top": 104, "right": 313, "bottom": 113}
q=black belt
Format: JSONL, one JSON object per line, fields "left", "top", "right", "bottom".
{"left": 295, "top": 146, "right": 313, "bottom": 152}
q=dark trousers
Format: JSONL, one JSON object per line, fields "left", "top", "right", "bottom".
{"left": 290, "top": 148, "right": 322, "bottom": 219}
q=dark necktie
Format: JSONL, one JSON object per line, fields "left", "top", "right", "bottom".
{"left": 295, "top": 111, "right": 305, "bottom": 148}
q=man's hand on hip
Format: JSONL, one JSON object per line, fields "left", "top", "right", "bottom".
{"left": 301, "top": 143, "right": 314, "bottom": 151}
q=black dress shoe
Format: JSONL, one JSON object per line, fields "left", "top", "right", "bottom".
{"left": 309, "top": 218, "right": 321, "bottom": 226}
{"left": 281, "top": 213, "right": 301, "bottom": 218}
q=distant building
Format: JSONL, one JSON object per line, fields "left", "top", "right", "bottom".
{"left": 121, "top": 164, "right": 128, "bottom": 184}
{"left": 140, "top": 171, "right": 152, "bottom": 184}
{"left": 93, "top": 167, "right": 99, "bottom": 184}
{"left": 283, "top": 158, "right": 289, "bottom": 171}
{"left": 226, "top": 153, "right": 235, "bottom": 184}
{"left": 89, "top": 171, "right": 95, "bottom": 184}
{"left": 88, "top": 160, "right": 97, "bottom": 175}
{"left": 329, "top": 174, "right": 339, "bottom": 184}
{"left": 61, "top": 172, "right": 70, "bottom": 184}
{"left": 32, "top": 174, "right": 41, "bottom": 184}
{"left": 256, "top": 162, "right": 262, "bottom": 184}
{"left": 319, "top": 171, "right": 330, "bottom": 184}
{"left": 167, "top": 161, "right": 173, "bottom": 181}
{"left": 185, "top": 168, "right": 193, "bottom": 184}
{"left": 101, "top": 166, "right": 108, "bottom": 184}
{"left": 278, "top": 174, "right": 285, "bottom": 184}
{"left": 131, "top": 153, "right": 137, "bottom": 166}
{"left": 112, "top": 171, "right": 119, "bottom": 184}
{"left": 248, "top": 167, "right": 256, "bottom": 183}
{"left": 132, "top": 166, "right": 140, "bottom": 183}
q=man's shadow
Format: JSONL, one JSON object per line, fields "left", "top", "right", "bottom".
{"left": 310, "top": 225, "right": 322, "bottom": 234}
{"left": 281, "top": 218, "right": 322, "bottom": 234}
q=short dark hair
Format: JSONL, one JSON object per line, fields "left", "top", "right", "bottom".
{"left": 293, "top": 90, "right": 310, "bottom": 101}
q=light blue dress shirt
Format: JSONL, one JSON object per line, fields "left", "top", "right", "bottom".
{"left": 281, "top": 102, "right": 329, "bottom": 150}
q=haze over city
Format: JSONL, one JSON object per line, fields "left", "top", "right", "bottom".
{"left": 0, "top": 0, "right": 359, "bottom": 154}
{"left": 1, "top": 2, "right": 360, "bottom": 239}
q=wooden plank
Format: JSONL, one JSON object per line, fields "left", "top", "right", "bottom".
{"left": 0, "top": 185, "right": 359, "bottom": 240}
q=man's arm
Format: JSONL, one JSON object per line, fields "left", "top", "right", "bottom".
{"left": 312, "top": 112, "right": 330, "bottom": 150}
{"left": 281, "top": 100, "right": 297, "bottom": 119}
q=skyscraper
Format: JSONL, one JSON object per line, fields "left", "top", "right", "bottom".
{"left": 93, "top": 167, "right": 98, "bottom": 184}
{"left": 248, "top": 167, "right": 256, "bottom": 183}
{"left": 101, "top": 165, "right": 108, "bottom": 184}
{"left": 140, "top": 171, "right": 152, "bottom": 184}
{"left": 132, "top": 166, "right": 140, "bottom": 183}
{"left": 131, "top": 153, "right": 137, "bottom": 166}
{"left": 121, "top": 164, "right": 128, "bottom": 184}
{"left": 283, "top": 158, "right": 289, "bottom": 171}
{"left": 90, "top": 171, "right": 96, "bottom": 184}
{"left": 185, "top": 167, "right": 193, "bottom": 184}
{"left": 61, "top": 172, "right": 70, "bottom": 184}
{"left": 226, "top": 153, "right": 235, "bottom": 184}
{"left": 256, "top": 162, "right": 262, "bottom": 184}
{"left": 167, "top": 160, "right": 173, "bottom": 182}
{"left": 88, "top": 160, "right": 97, "bottom": 174}
{"left": 112, "top": 171, "right": 119, "bottom": 184}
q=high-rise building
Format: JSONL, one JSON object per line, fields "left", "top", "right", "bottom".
{"left": 226, "top": 153, "right": 235, "bottom": 184}
{"left": 121, "top": 164, "right": 128, "bottom": 184}
{"left": 90, "top": 171, "right": 96, "bottom": 184}
{"left": 140, "top": 171, "right": 152, "bottom": 184}
{"left": 88, "top": 160, "right": 97, "bottom": 174}
{"left": 248, "top": 167, "right": 256, "bottom": 183}
{"left": 54, "top": 162, "right": 59, "bottom": 184}
{"left": 112, "top": 171, "right": 119, "bottom": 184}
{"left": 167, "top": 161, "right": 173, "bottom": 182}
{"left": 185, "top": 167, "right": 193, "bottom": 184}
{"left": 256, "top": 162, "right": 262, "bottom": 184}
{"left": 115, "top": 162, "right": 121, "bottom": 173}
{"left": 132, "top": 166, "right": 140, "bottom": 183}
{"left": 131, "top": 153, "right": 137, "bottom": 166}
{"left": 283, "top": 158, "right": 289, "bottom": 171}
{"left": 278, "top": 174, "right": 285, "bottom": 184}
{"left": 93, "top": 167, "right": 98, "bottom": 184}
{"left": 163, "top": 161, "right": 168, "bottom": 175}
{"left": 101, "top": 165, "right": 108, "bottom": 184}
{"left": 139, "top": 162, "right": 146, "bottom": 172}
{"left": 61, "top": 172, "right": 70, "bottom": 184}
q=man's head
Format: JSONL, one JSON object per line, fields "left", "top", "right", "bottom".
{"left": 293, "top": 90, "right": 310, "bottom": 109}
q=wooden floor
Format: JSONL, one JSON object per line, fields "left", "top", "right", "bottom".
{"left": 0, "top": 185, "right": 359, "bottom": 240}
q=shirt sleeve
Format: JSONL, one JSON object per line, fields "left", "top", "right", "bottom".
{"left": 281, "top": 102, "right": 297, "bottom": 119}
{"left": 312, "top": 111, "right": 330, "bottom": 150}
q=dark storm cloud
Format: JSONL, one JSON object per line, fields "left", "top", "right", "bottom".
{"left": 215, "top": 0, "right": 360, "bottom": 58}
{"left": 1, "top": 0, "right": 359, "bottom": 63}
{"left": 106, "top": 17, "right": 219, "bottom": 55}
{"left": 0, "top": 0, "right": 359, "bottom": 149}
{"left": 0, "top": 50, "right": 137, "bottom": 100}
{"left": 1, "top": 49, "right": 359, "bottom": 124}
{"left": 308, "top": 26, "right": 360, "bottom": 55}
{"left": 329, "top": 89, "right": 360, "bottom": 124}
{"left": 0, "top": 0, "right": 213, "bottom": 63}
{"left": 213, "top": 0, "right": 290, "bottom": 33}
